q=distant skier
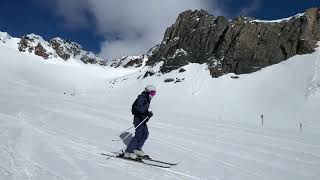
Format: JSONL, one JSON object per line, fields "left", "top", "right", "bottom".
{"left": 123, "top": 85, "right": 156, "bottom": 159}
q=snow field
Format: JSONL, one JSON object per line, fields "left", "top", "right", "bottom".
{"left": 0, "top": 37, "right": 320, "bottom": 180}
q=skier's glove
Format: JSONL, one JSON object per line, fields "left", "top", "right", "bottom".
{"left": 148, "top": 111, "right": 153, "bottom": 117}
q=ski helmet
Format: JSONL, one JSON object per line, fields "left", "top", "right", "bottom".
{"left": 145, "top": 85, "right": 156, "bottom": 92}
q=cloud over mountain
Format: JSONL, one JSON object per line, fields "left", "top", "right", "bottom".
{"left": 35, "top": 0, "right": 223, "bottom": 59}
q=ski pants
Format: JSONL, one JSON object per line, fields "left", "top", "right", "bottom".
{"left": 125, "top": 116, "right": 149, "bottom": 153}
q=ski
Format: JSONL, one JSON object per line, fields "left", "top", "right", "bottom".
{"left": 140, "top": 156, "right": 179, "bottom": 166}
{"left": 111, "top": 152, "right": 179, "bottom": 166}
{"left": 100, "top": 153, "right": 172, "bottom": 168}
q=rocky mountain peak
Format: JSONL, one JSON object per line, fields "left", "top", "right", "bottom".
{"left": 49, "top": 37, "right": 83, "bottom": 60}
{"left": 18, "top": 34, "right": 56, "bottom": 59}
{"left": 148, "top": 7, "right": 320, "bottom": 78}
{"left": 16, "top": 34, "right": 105, "bottom": 64}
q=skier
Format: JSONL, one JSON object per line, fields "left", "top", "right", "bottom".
{"left": 123, "top": 85, "right": 156, "bottom": 159}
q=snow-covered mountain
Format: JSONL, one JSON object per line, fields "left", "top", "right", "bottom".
{"left": 0, "top": 31, "right": 154, "bottom": 70}
{"left": 106, "top": 45, "right": 160, "bottom": 68}
{"left": 0, "top": 31, "right": 107, "bottom": 65}
{"left": 106, "top": 55, "right": 147, "bottom": 68}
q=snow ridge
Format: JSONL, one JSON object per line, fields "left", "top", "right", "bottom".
{"left": 250, "top": 13, "right": 305, "bottom": 23}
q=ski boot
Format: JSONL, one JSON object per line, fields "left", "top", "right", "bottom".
{"left": 119, "top": 151, "right": 138, "bottom": 160}
{"left": 134, "top": 150, "right": 151, "bottom": 159}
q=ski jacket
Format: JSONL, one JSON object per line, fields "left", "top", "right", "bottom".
{"left": 131, "top": 91, "right": 151, "bottom": 118}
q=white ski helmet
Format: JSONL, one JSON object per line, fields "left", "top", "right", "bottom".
{"left": 145, "top": 85, "right": 156, "bottom": 92}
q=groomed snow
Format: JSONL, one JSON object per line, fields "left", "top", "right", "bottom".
{"left": 0, "top": 39, "right": 320, "bottom": 180}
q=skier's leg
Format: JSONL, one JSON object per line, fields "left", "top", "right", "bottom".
{"left": 125, "top": 135, "right": 138, "bottom": 153}
{"left": 125, "top": 118, "right": 144, "bottom": 153}
{"left": 136, "top": 124, "right": 149, "bottom": 150}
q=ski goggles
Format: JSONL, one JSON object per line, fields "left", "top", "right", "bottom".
{"left": 150, "top": 91, "right": 156, "bottom": 96}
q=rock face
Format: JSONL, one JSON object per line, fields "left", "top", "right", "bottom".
{"left": 34, "top": 43, "right": 49, "bottom": 59}
{"left": 49, "top": 38, "right": 75, "bottom": 60}
{"left": 17, "top": 34, "right": 105, "bottom": 64}
{"left": 148, "top": 8, "right": 320, "bottom": 77}
{"left": 18, "top": 34, "right": 56, "bottom": 59}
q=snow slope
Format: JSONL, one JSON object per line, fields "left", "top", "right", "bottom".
{"left": 307, "top": 47, "right": 320, "bottom": 99}
{"left": 0, "top": 38, "right": 320, "bottom": 180}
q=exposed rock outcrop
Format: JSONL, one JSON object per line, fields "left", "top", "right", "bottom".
{"left": 34, "top": 43, "right": 49, "bottom": 59}
{"left": 18, "top": 34, "right": 56, "bottom": 59}
{"left": 17, "top": 34, "right": 105, "bottom": 64}
{"left": 49, "top": 38, "right": 74, "bottom": 60}
{"left": 148, "top": 8, "right": 320, "bottom": 77}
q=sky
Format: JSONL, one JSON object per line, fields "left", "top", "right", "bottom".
{"left": 0, "top": 0, "right": 319, "bottom": 60}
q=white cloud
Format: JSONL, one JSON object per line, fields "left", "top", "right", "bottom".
{"left": 239, "top": 0, "right": 262, "bottom": 16}
{"left": 54, "top": 0, "right": 91, "bottom": 28}
{"left": 41, "top": 0, "right": 223, "bottom": 59}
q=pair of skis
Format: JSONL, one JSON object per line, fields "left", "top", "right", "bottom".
{"left": 101, "top": 152, "right": 178, "bottom": 168}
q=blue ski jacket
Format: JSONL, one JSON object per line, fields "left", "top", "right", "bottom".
{"left": 131, "top": 91, "right": 151, "bottom": 120}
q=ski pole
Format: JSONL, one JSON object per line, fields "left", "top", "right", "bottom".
{"left": 112, "top": 116, "right": 150, "bottom": 142}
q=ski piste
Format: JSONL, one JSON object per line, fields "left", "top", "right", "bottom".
{"left": 100, "top": 153, "right": 172, "bottom": 168}
{"left": 111, "top": 151, "right": 179, "bottom": 166}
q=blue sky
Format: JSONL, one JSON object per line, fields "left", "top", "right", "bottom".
{"left": 0, "top": 0, "right": 319, "bottom": 58}
{"left": 0, "top": 0, "right": 102, "bottom": 53}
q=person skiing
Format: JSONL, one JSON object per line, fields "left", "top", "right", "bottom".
{"left": 123, "top": 85, "right": 156, "bottom": 159}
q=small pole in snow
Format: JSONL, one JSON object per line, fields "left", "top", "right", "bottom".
{"left": 71, "top": 88, "right": 76, "bottom": 96}
{"left": 300, "top": 122, "right": 302, "bottom": 133}
{"left": 261, "top": 114, "right": 264, "bottom": 127}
